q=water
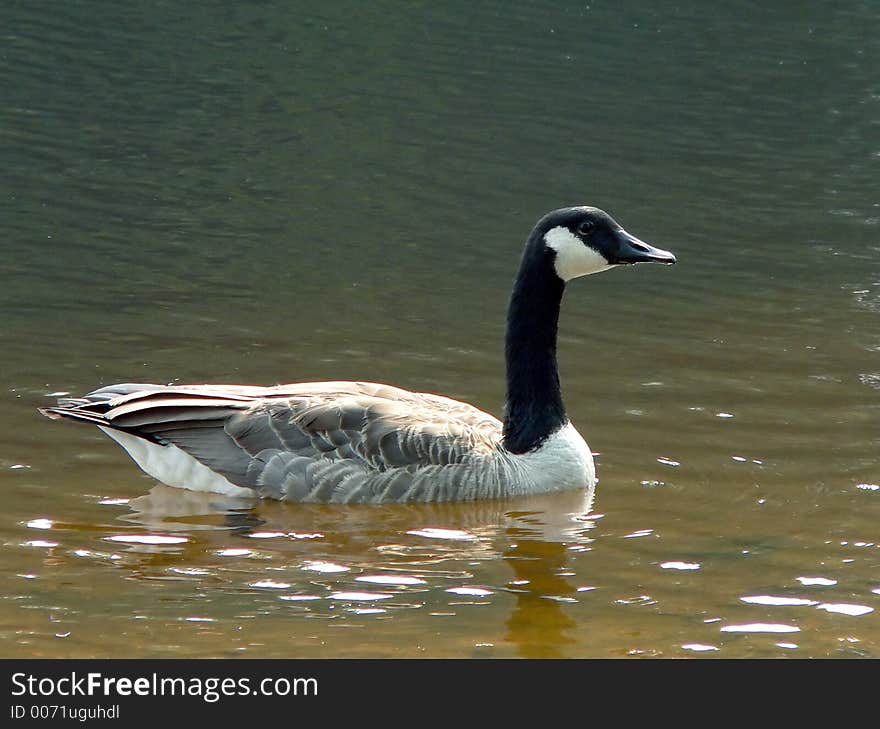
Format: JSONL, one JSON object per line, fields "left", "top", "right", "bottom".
{"left": 2, "top": 0, "right": 878, "bottom": 658}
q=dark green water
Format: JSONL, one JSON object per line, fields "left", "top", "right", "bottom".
{"left": 2, "top": 1, "right": 878, "bottom": 657}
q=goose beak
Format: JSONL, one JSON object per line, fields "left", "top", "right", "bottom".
{"left": 615, "top": 229, "right": 677, "bottom": 265}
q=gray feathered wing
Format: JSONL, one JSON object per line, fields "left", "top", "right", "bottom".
{"left": 41, "top": 382, "right": 507, "bottom": 503}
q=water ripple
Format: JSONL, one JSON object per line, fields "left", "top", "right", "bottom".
{"left": 740, "top": 595, "right": 818, "bottom": 606}
{"left": 720, "top": 623, "right": 800, "bottom": 634}
{"left": 816, "top": 603, "right": 873, "bottom": 617}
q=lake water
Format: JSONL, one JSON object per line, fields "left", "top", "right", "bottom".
{"left": 2, "top": 1, "right": 878, "bottom": 658}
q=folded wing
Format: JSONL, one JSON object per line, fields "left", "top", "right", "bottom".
{"left": 41, "top": 382, "right": 504, "bottom": 503}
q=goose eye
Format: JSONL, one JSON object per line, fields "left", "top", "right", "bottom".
{"left": 577, "top": 220, "right": 595, "bottom": 236}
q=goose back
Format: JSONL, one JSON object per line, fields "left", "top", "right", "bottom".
{"left": 43, "top": 382, "right": 518, "bottom": 503}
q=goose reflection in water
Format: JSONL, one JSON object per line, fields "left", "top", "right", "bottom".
{"left": 113, "top": 485, "right": 597, "bottom": 657}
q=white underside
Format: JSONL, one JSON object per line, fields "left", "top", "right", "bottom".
{"left": 507, "top": 421, "right": 596, "bottom": 495}
{"left": 98, "top": 422, "right": 594, "bottom": 502}
{"left": 99, "top": 427, "right": 256, "bottom": 498}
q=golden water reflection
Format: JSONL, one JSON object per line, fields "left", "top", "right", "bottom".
{"left": 117, "top": 485, "right": 597, "bottom": 658}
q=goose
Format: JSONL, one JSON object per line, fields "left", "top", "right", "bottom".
{"left": 40, "top": 206, "right": 675, "bottom": 504}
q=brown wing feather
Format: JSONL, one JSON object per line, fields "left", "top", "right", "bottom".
{"left": 42, "top": 381, "right": 503, "bottom": 502}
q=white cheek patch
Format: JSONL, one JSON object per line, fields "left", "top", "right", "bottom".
{"left": 544, "top": 226, "right": 612, "bottom": 281}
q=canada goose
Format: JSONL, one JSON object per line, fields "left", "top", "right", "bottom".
{"left": 40, "top": 206, "right": 675, "bottom": 503}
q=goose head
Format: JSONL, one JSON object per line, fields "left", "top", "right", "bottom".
{"left": 541, "top": 206, "right": 676, "bottom": 282}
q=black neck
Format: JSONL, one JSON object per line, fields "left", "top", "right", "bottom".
{"left": 502, "top": 230, "right": 568, "bottom": 454}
